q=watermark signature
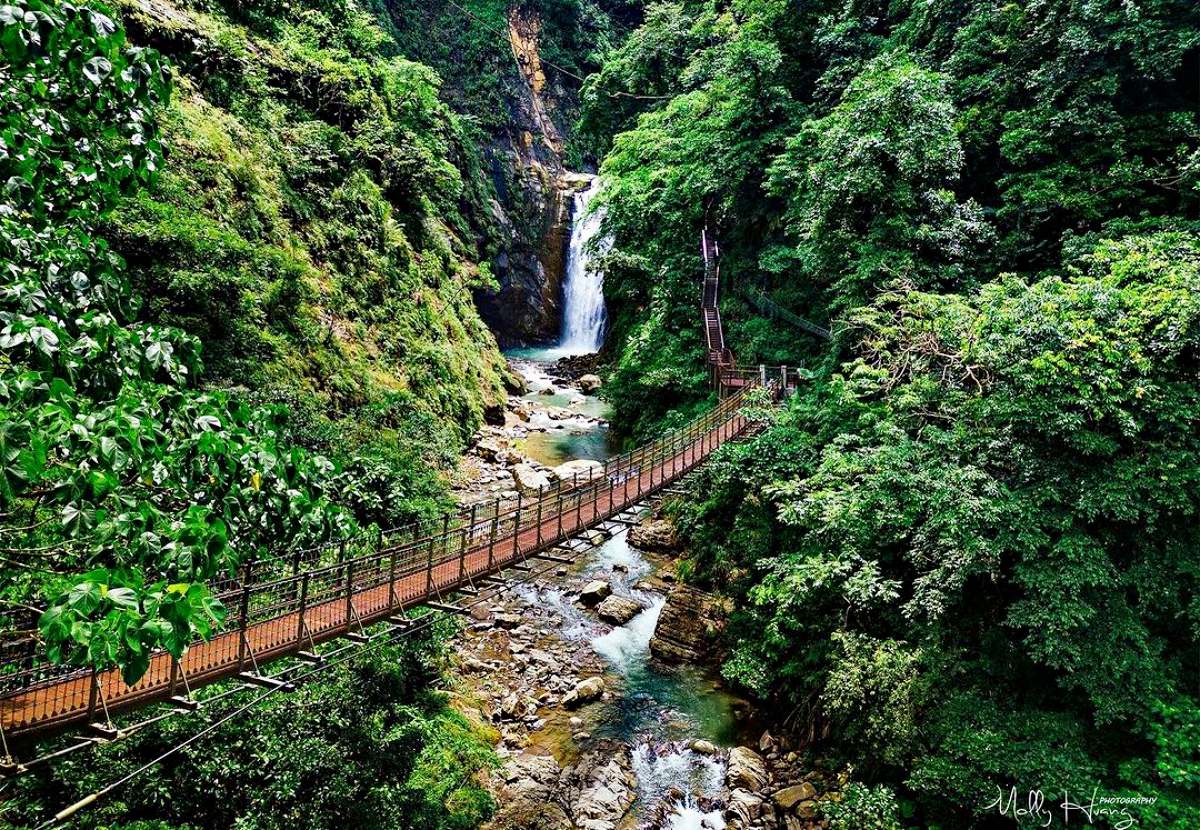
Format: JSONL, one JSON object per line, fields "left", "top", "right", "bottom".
{"left": 985, "top": 786, "right": 1157, "bottom": 828}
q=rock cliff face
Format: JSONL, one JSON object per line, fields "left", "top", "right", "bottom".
{"left": 476, "top": 163, "right": 587, "bottom": 345}
{"left": 649, "top": 584, "right": 729, "bottom": 663}
{"left": 380, "top": 2, "right": 609, "bottom": 346}
{"left": 470, "top": 8, "right": 590, "bottom": 346}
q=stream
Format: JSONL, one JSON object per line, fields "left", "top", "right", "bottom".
{"left": 496, "top": 357, "right": 738, "bottom": 829}
{"left": 474, "top": 174, "right": 741, "bottom": 829}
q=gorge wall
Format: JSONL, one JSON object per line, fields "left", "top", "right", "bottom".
{"left": 475, "top": 6, "right": 593, "bottom": 346}
{"left": 383, "top": 0, "right": 628, "bottom": 346}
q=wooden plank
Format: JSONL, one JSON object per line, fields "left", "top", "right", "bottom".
{"left": 236, "top": 673, "right": 294, "bottom": 692}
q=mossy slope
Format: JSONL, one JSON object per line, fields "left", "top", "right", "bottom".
{"left": 109, "top": 0, "right": 510, "bottom": 459}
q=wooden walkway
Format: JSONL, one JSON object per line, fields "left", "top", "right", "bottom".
{"left": 0, "top": 226, "right": 790, "bottom": 744}
{"left": 0, "top": 388, "right": 757, "bottom": 739}
{"left": 701, "top": 227, "right": 802, "bottom": 393}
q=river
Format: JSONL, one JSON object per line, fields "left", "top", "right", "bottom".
{"left": 493, "top": 362, "right": 738, "bottom": 827}
{"left": 477, "top": 173, "right": 743, "bottom": 828}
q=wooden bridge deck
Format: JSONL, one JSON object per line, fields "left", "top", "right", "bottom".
{"left": 0, "top": 225, "right": 793, "bottom": 746}
{"left": 0, "top": 390, "right": 755, "bottom": 739}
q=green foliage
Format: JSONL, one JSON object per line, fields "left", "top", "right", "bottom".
{"left": 588, "top": 0, "right": 1200, "bottom": 821}
{"left": 766, "top": 52, "right": 991, "bottom": 311}
{"left": 6, "top": 626, "right": 498, "bottom": 830}
{"left": 821, "top": 633, "right": 921, "bottom": 768}
{"left": 0, "top": 0, "right": 351, "bottom": 678}
{"left": 107, "top": 0, "right": 509, "bottom": 451}
{"left": 681, "top": 233, "right": 1200, "bottom": 824}
{"left": 820, "top": 782, "right": 902, "bottom": 830}
{"left": 0, "top": 0, "right": 508, "bottom": 685}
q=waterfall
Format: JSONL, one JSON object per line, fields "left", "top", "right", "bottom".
{"left": 559, "top": 177, "right": 608, "bottom": 354}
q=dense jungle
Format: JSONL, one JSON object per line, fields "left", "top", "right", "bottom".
{"left": 1, "top": 0, "right": 1198, "bottom": 828}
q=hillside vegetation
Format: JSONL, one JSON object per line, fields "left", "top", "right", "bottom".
{"left": 2, "top": 1, "right": 505, "bottom": 824}
{"left": 587, "top": 0, "right": 1200, "bottom": 826}
{"left": 0, "top": 0, "right": 514, "bottom": 687}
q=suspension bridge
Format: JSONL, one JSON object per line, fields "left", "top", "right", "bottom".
{"left": 0, "top": 230, "right": 796, "bottom": 765}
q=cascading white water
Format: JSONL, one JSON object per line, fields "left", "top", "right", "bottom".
{"left": 513, "top": 530, "right": 739, "bottom": 829}
{"left": 559, "top": 177, "right": 608, "bottom": 354}
{"left": 631, "top": 743, "right": 728, "bottom": 830}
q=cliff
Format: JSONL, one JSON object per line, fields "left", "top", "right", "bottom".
{"left": 381, "top": 0, "right": 633, "bottom": 345}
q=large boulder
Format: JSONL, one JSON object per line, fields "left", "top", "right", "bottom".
{"left": 596, "top": 595, "right": 643, "bottom": 625}
{"left": 513, "top": 463, "right": 551, "bottom": 495}
{"left": 475, "top": 435, "right": 509, "bottom": 462}
{"left": 563, "top": 744, "right": 638, "bottom": 830}
{"left": 726, "top": 746, "right": 769, "bottom": 792}
{"left": 578, "top": 374, "right": 602, "bottom": 393}
{"left": 772, "top": 782, "right": 816, "bottom": 810}
{"left": 490, "top": 753, "right": 573, "bottom": 830}
{"left": 578, "top": 580, "right": 612, "bottom": 606}
{"left": 628, "top": 518, "right": 677, "bottom": 551}
{"left": 648, "top": 585, "right": 726, "bottom": 663}
{"left": 494, "top": 612, "right": 524, "bottom": 629}
{"left": 562, "top": 676, "right": 605, "bottom": 708}
{"left": 552, "top": 458, "right": 605, "bottom": 483}
{"left": 726, "top": 789, "right": 765, "bottom": 826}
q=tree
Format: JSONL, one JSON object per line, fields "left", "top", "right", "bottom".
{"left": 766, "top": 52, "right": 991, "bottom": 313}
{"left": 1, "top": 1, "right": 353, "bottom": 683}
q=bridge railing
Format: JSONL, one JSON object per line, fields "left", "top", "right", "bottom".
{"left": 0, "top": 384, "right": 760, "bottom": 736}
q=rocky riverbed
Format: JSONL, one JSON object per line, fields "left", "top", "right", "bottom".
{"left": 453, "top": 356, "right": 612, "bottom": 505}
{"left": 445, "top": 356, "right": 846, "bottom": 830}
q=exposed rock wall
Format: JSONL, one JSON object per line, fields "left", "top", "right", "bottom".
{"left": 475, "top": 160, "right": 573, "bottom": 345}
{"left": 472, "top": 7, "right": 589, "bottom": 346}
{"left": 649, "top": 584, "right": 728, "bottom": 663}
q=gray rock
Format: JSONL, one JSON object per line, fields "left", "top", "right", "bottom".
{"left": 499, "top": 692, "right": 523, "bottom": 721}
{"left": 562, "top": 676, "right": 605, "bottom": 708}
{"left": 648, "top": 584, "right": 726, "bottom": 663}
{"left": 469, "top": 605, "right": 492, "bottom": 622}
{"left": 629, "top": 517, "right": 677, "bottom": 551}
{"left": 495, "top": 613, "right": 524, "bottom": 629}
{"left": 578, "top": 374, "right": 602, "bottom": 393}
{"left": 596, "top": 595, "right": 643, "bottom": 625}
{"left": 568, "top": 747, "right": 637, "bottom": 830}
{"left": 772, "top": 782, "right": 816, "bottom": 810}
{"left": 727, "top": 746, "right": 769, "bottom": 792}
{"left": 726, "top": 788, "right": 765, "bottom": 825}
{"left": 475, "top": 436, "right": 509, "bottom": 462}
{"left": 490, "top": 753, "right": 572, "bottom": 830}
{"left": 552, "top": 458, "right": 605, "bottom": 482}
{"left": 578, "top": 580, "right": 612, "bottom": 606}
{"left": 513, "top": 463, "right": 551, "bottom": 495}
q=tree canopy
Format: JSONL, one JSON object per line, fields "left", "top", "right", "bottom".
{"left": 589, "top": 0, "right": 1200, "bottom": 825}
